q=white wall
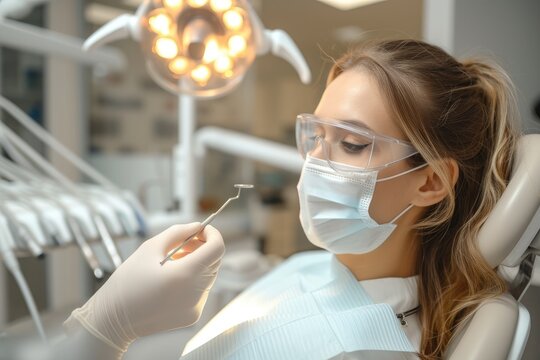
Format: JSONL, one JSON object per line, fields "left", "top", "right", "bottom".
{"left": 453, "top": 0, "right": 540, "bottom": 134}
{"left": 424, "top": 0, "right": 540, "bottom": 133}
{"left": 45, "top": 0, "right": 89, "bottom": 311}
{"left": 46, "top": 0, "right": 86, "bottom": 180}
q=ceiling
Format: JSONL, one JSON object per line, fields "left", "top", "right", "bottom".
{"left": 87, "top": 0, "right": 423, "bottom": 49}
{"left": 254, "top": 0, "right": 423, "bottom": 80}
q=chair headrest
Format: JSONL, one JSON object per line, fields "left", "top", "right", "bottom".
{"left": 478, "top": 134, "right": 540, "bottom": 268}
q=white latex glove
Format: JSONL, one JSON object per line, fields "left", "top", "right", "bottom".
{"left": 63, "top": 223, "right": 225, "bottom": 355}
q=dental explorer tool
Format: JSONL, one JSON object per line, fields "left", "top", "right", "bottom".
{"left": 160, "top": 184, "right": 254, "bottom": 265}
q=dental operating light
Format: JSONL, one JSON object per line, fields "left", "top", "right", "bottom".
{"left": 84, "top": 0, "right": 311, "bottom": 97}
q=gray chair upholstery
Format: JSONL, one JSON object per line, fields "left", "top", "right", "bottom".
{"left": 445, "top": 134, "right": 540, "bottom": 360}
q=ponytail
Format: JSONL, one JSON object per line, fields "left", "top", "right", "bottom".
{"left": 461, "top": 59, "right": 520, "bottom": 198}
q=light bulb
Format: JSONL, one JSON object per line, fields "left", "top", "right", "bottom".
{"left": 202, "top": 39, "right": 220, "bottom": 63}
{"left": 169, "top": 57, "right": 190, "bottom": 75}
{"left": 210, "top": 0, "right": 232, "bottom": 12}
{"left": 214, "top": 55, "right": 233, "bottom": 73}
{"left": 228, "top": 35, "right": 246, "bottom": 56}
{"left": 188, "top": 0, "right": 208, "bottom": 7}
{"left": 148, "top": 13, "right": 172, "bottom": 35}
{"left": 223, "top": 9, "right": 243, "bottom": 30}
{"left": 164, "top": 0, "right": 182, "bottom": 8}
{"left": 154, "top": 37, "right": 179, "bottom": 59}
{"left": 191, "top": 64, "right": 211, "bottom": 84}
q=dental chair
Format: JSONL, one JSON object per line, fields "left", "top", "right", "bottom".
{"left": 445, "top": 134, "right": 540, "bottom": 360}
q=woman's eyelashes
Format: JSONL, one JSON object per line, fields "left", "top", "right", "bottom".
{"left": 311, "top": 131, "right": 372, "bottom": 154}
{"left": 340, "top": 136, "right": 371, "bottom": 154}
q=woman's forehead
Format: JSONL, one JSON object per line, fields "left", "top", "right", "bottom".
{"left": 315, "top": 69, "right": 406, "bottom": 141}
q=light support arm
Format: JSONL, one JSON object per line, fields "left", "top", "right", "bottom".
{"left": 83, "top": 0, "right": 150, "bottom": 52}
{"left": 194, "top": 127, "right": 304, "bottom": 173}
{"left": 82, "top": 14, "right": 138, "bottom": 52}
{"left": 264, "top": 29, "right": 311, "bottom": 84}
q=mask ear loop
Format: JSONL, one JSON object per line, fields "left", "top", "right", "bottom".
{"left": 389, "top": 203, "right": 414, "bottom": 224}
{"left": 376, "top": 163, "right": 428, "bottom": 182}
{"left": 379, "top": 162, "right": 429, "bottom": 224}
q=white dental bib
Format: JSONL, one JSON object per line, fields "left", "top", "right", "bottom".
{"left": 181, "top": 251, "right": 418, "bottom": 359}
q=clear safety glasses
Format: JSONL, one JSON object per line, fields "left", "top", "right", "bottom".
{"left": 296, "top": 113, "right": 419, "bottom": 174}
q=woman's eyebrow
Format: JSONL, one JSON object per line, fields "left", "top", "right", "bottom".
{"left": 339, "top": 119, "right": 373, "bottom": 131}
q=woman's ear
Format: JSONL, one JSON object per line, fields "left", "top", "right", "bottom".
{"left": 412, "top": 159, "right": 459, "bottom": 207}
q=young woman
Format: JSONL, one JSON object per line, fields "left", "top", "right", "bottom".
{"left": 63, "top": 39, "right": 521, "bottom": 360}
{"left": 180, "top": 39, "right": 521, "bottom": 359}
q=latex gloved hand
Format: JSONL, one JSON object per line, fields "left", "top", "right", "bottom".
{"left": 63, "top": 223, "right": 225, "bottom": 355}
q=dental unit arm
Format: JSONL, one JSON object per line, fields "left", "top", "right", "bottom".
{"left": 0, "top": 0, "right": 124, "bottom": 73}
{"left": 0, "top": 0, "right": 50, "bottom": 19}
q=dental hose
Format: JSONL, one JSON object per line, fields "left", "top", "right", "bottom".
{"left": 0, "top": 227, "right": 47, "bottom": 343}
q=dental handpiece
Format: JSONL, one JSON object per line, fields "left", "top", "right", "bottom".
{"left": 160, "top": 184, "right": 254, "bottom": 266}
{"left": 22, "top": 186, "right": 105, "bottom": 279}
{"left": 0, "top": 204, "right": 44, "bottom": 258}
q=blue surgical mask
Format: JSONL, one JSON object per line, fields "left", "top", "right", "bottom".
{"left": 297, "top": 155, "right": 418, "bottom": 254}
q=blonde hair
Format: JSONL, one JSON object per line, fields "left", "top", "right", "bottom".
{"left": 328, "top": 39, "right": 521, "bottom": 358}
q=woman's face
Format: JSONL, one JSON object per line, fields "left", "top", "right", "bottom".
{"left": 313, "top": 69, "right": 422, "bottom": 223}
